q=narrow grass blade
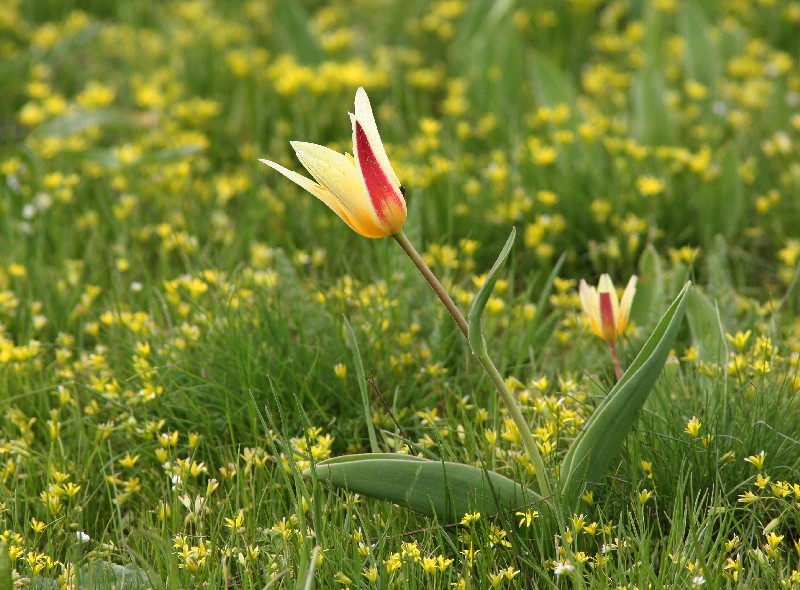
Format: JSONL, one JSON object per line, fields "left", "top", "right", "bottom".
{"left": 343, "top": 317, "right": 379, "bottom": 453}
{"left": 296, "top": 547, "right": 320, "bottom": 590}
{"left": 632, "top": 67, "right": 675, "bottom": 145}
{"left": 531, "top": 53, "right": 578, "bottom": 125}
{"left": 681, "top": 1, "right": 719, "bottom": 89}
{"left": 468, "top": 228, "right": 515, "bottom": 357}
{"left": 0, "top": 542, "right": 11, "bottom": 590}
{"left": 275, "top": 0, "right": 323, "bottom": 65}
{"left": 305, "top": 453, "right": 540, "bottom": 521}
{"left": 560, "top": 282, "right": 691, "bottom": 505}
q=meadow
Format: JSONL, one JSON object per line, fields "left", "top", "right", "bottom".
{"left": 1, "top": 0, "right": 800, "bottom": 587}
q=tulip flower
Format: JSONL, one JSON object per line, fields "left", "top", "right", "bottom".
{"left": 579, "top": 274, "right": 637, "bottom": 379}
{"left": 259, "top": 87, "right": 406, "bottom": 238}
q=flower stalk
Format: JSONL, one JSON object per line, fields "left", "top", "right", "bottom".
{"left": 394, "top": 229, "right": 552, "bottom": 499}
{"left": 392, "top": 231, "right": 468, "bottom": 338}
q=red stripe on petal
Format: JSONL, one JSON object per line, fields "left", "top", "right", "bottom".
{"left": 599, "top": 291, "right": 617, "bottom": 343}
{"left": 355, "top": 121, "right": 403, "bottom": 224}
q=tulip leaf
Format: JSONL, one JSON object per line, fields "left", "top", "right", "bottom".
{"left": 630, "top": 244, "right": 665, "bottom": 330}
{"left": 468, "top": 228, "right": 516, "bottom": 358}
{"left": 560, "top": 282, "right": 691, "bottom": 506}
{"left": 305, "top": 453, "right": 539, "bottom": 522}
{"left": 343, "top": 317, "right": 380, "bottom": 453}
{"left": 686, "top": 287, "right": 724, "bottom": 361}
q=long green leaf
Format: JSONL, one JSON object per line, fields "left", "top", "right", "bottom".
{"left": 468, "top": 228, "right": 516, "bottom": 357}
{"left": 560, "top": 282, "right": 691, "bottom": 506}
{"left": 343, "top": 317, "right": 379, "bottom": 453}
{"left": 305, "top": 453, "right": 540, "bottom": 522}
{"left": 686, "top": 287, "right": 724, "bottom": 361}
{"left": 630, "top": 244, "right": 665, "bottom": 330}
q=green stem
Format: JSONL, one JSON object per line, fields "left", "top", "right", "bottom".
{"left": 608, "top": 341, "right": 622, "bottom": 381}
{"left": 474, "top": 350, "right": 553, "bottom": 499}
{"left": 393, "top": 231, "right": 468, "bottom": 338}
{"left": 392, "top": 230, "right": 553, "bottom": 499}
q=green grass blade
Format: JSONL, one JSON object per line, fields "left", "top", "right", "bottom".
{"left": 531, "top": 52, "right": 578, "bottom": 125}
{"left": 275, "top": 0, "right": 323, "bottom": 65}
{"left": 343, "top": 316, "right": 380, "bottom": 453}
{"left": 0, "top": 542, "right": 11, "bottom": 590}
{"left": 560, "top": 282, "right": 691, "bottom": 506}
{"left": 632, "top": 67, "right": 675, "bottom": 145}
{"left": 296, "top": 547, "right": 320, "bottom": 590}
{"left": 681, "top": 1, "right": 719, "bottom": 89}
{"left": 305, "top": 454, "right": 540, "bottom": 522}
{"left": 468, "top": 228, "right": 516, "bottom": 357}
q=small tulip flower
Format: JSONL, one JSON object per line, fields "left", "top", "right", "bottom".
{"left": 579, "top": 274, "right": 637, "bottom": 344}
{"left": 260, "top": 87, "right": 406, "bottom": 238}
{"left": 579, "top": 274, "right": 637, "bottom": 380}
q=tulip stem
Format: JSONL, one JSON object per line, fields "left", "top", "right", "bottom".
{"left": 393, "top": 231, "right": 469, "bottom": 339}
{"left": 393, "top": 230, "right": 553, "bottom": 499}
{"left": 472, "top": 347, "right": 553, "bottom": 499}
{"left": 608, "top": 341, "right": 623, "bottom": 381}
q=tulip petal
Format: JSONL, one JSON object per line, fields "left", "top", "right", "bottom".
{"left": 259, "top": 158, "right": 385, "bottom": 238}
{"left": 599, "top": 291, "right": 617, "bottom": 342}
{"left": 618, "top": 276, "right": 638, "bottom": 333}
{"left": 352, "top": 87, "right": 401, "bottom": 189}
{"left": 289, "top": 142, "right": 390, "bottom": 238}
{"left": 579, "top": 280, "right": 602, "bottom": 338}
{"left": 353, "top": 121, "right": 406, "bottom": 233}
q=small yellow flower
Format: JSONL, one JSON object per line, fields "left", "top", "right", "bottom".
{"left": 579, "top": 274, "right": 637, "bottom": 343}
{"left": 744, "top": 450, "right": 766, "bottom": 471}
{"left": 261, "top": 87, "right": 406, "bottom": 238}
{"left": 333, "top": 363, "right": 347, "bottom": 379}
{"left": 684, "top": 416, "right": 702, "bottom": 437}
{"left": 636, "top": 175, "right": 665, "bottom": 196}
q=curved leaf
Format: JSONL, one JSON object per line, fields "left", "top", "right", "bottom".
{"left": 468, "top": 228, "right": 516, "bottom": 358}
{"left": 560, "top": 282, "right": 691, "bottom": 506}
{"left": 630, "top": 244, "right": 665, "bottom": 329}
{"left": 305, "top": 453, "right": 540, "bottom": 522}
{"left": 686, "top": 287, "right": 724, "bottom": 361}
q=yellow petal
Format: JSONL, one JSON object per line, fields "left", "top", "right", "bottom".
{"left": 289, "top": 142, "right": 389, "bottom": 238}
{"left": 259, "top": 158, "right": 384, "bottom": 238}
{"left": 617, "top": 276, "right": 638, "bottom": 333}
{"left": 579, "top": 279, "right": 602, "bottom": 338}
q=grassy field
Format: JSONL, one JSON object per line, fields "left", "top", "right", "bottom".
{"left": 1, "top": 0, "right": 800, "bottom": 587}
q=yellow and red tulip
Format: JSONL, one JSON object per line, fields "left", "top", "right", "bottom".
{"left": 259, "top": 87, "right": 407, "bottom": 238}
{"left": 579, "top": 274, "right": 637, "bottom": 344}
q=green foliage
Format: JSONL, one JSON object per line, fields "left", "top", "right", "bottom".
{"left": 307, "top": 454, "right": 539, "bottom": 521}
{"left": 560, "top": 282, "right": 691, "bottom": 505}
{"left": 1, "top": 0, "right": 800, "bottom": 587}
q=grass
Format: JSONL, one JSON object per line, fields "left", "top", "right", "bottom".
{"left": 1, "top": 0, "right": 800, "bottom": 587}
